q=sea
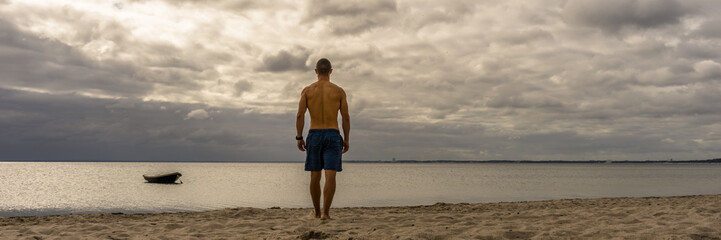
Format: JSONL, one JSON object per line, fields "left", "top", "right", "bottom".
{"left": 1, "top": 162, "right": 721, "bottom": 217}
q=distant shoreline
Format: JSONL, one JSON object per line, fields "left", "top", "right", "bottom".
{"left": 348, "top": 159, "right": 721, "bottom": 164}
{"left": 1, "top": 159, "right": 720, "bottom": 163}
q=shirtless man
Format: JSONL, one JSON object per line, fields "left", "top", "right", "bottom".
{"left": 296, "top": 58, "right": 350, "bottom": 220}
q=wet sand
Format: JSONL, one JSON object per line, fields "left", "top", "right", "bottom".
{"left": 1, "top": 194, "right": 720, "bottom": 239}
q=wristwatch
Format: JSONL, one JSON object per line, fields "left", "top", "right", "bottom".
{"left": 295, "top": 136, "right": 303, "bottom": 140}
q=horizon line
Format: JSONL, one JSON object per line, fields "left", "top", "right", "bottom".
{"left": 1, "top": 159, "right": 720, "bottom": 163}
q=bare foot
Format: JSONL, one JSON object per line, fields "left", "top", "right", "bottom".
{"left": 310, "top": 211, "right": 321, "bottom": 219}
{"left": 320, "top": 214, "right": 332, "bottom": 220}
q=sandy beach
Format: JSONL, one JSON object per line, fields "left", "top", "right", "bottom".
{"left": 1, "top": 194, "right": 720, "bottom": 239}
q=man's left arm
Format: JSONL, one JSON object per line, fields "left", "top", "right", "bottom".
{"left": 296, "top": 89, "right": 307, "bottom": 151}
{"left": 339, "top": 89, "right": 350, "bottom": 154}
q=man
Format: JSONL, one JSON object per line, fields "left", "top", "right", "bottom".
{"left": 296, "top": 58, "right": 350, "bottom": 220}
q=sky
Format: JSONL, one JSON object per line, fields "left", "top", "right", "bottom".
{"left": 1, "top": 0, "right": 720, "bottom": 161}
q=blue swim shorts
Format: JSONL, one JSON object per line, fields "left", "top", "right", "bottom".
{"left": 305, "top": 129, "right": 343, "bottom": 172}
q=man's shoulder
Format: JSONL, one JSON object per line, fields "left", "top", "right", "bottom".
{"left": 302, "top": 83, "right": 317, "bottom": 92}
{"left": 303, "top": 81, "right": 344, "bottom": 93}
{"left": 329, "top": 82, "right": 345, "bottom": 91}
{"left": 330, "top": 83, "right": 347, "bottom": 98}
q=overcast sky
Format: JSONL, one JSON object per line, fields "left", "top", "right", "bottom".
{"left": 1, "top": 0, "right": 720, "bottom": 161}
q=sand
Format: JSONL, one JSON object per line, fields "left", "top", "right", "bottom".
{"left": 1, "top": 195, "right": 720, "bottom": 240}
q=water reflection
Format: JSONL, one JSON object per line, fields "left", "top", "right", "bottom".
{"left": 1, "top": 162, "right": 721, "bottom": 217}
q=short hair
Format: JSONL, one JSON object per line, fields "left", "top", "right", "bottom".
{"left": 315, "top": 58, "right": 332, "bottom": 76}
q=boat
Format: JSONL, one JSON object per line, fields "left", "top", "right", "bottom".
{"left": 143, "top": 172, "right": 182, "bottom": 184}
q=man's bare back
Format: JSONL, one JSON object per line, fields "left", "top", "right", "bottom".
{"left": 295, "top": 58, "right": 350, "bottom": 220}
{"left": 302, "top": 81, "right": 346, "bottom": 130}
{"left": 296, "top": 61, "right": 350, "bottom": 153}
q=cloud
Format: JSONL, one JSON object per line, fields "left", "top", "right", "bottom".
{"left": 234, "top": 80, "right": 253, "bottom": 96}
{"left": 0, "top": 19, "right": 153, "bottom": 98}
{"left": 398, "top": 1, "right": 478, "bottom": 31}
{"left": 128, "top": 0, "right": 283, "bottom": 12}
{"left": 0, "top": 0, "right": 720, "bottom": 161}
{"left": 304, "top": 0, "right": 397, "bottom": 35}
{"left": 492, "top": 29, "right": 554, "bottom": 46}
{"left": 693, "top": 19, "right": 721, "bottom": 39}
{"left": 694, "top": 60, "right": 721, "bottom": 79}
{"left": 0, "top": 88, "right": 296, "bottom": 161}
{"left": 185, "top": 109, "right": 209, "bottom": 120}
{"left": 185, "top": 128, "right": 243, "bottom": 146}
{"left": 562, "top": 0, "right": 688, "bottom": 33}
{"left": 257, "top": 47, "right": 310, "bottom": 72}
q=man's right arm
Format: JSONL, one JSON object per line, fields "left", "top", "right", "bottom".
{"left": 339, "top": 89, "right": 350, "bottom": 153}
{"left": 296, "top": 89, "right": 307, "bottom": 152}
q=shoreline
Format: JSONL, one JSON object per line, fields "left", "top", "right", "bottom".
{"left": 2, "top": 194, "right": 720, "bottom": 239}
{"left": 2, "top": 159, "right": 721, "bottom": 163}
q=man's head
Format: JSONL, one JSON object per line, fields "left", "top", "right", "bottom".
{"left": 315, "top": 58, "right": 332, "bottom": 76}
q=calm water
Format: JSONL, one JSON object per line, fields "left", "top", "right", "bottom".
{"left": 1, "top": 162, "right": 721, "bottom": 217}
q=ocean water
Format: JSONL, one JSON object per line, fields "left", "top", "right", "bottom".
{"left": 1, "top": 162, "right": 721, "bottom": 217}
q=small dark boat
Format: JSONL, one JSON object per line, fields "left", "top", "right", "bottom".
{"left": 143, "top": 172, "right": 182, "bottom": 184}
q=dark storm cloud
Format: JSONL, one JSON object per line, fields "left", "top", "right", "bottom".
{"left": 563, "top": 0, "right": 688, "bottom": 33}
{"left": 573, "top": 85, "right": 721, "bottom": 120}
{"left": 258, "top": 47, "right": 310, "bottom": 72}
{"left": 0, "top": 88, "right": 294, "bottom": 161}
{"left": 304, "top": 0, "right": 397, "bottom": 35}
{"left": 0, "top": 19, "right": 153, "bottom": 97}
{"left": 346, "top": 113, "right": 697, "bottom": 161}
{"left": 513, "top": 131, "right": 684, "bottom": 157}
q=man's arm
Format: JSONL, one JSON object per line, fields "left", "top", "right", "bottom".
{"left": 296, "top": 89, "right": 307, "bottom": 152}
{"left": 339, "top": 89, "right": 350, "bottom": 153}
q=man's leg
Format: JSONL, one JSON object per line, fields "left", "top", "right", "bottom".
{"left": 322, "top": 169, "right": 337, "bottom": 220}
{"left": 310, "top": 171, "right": 322, "bottom": 218}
